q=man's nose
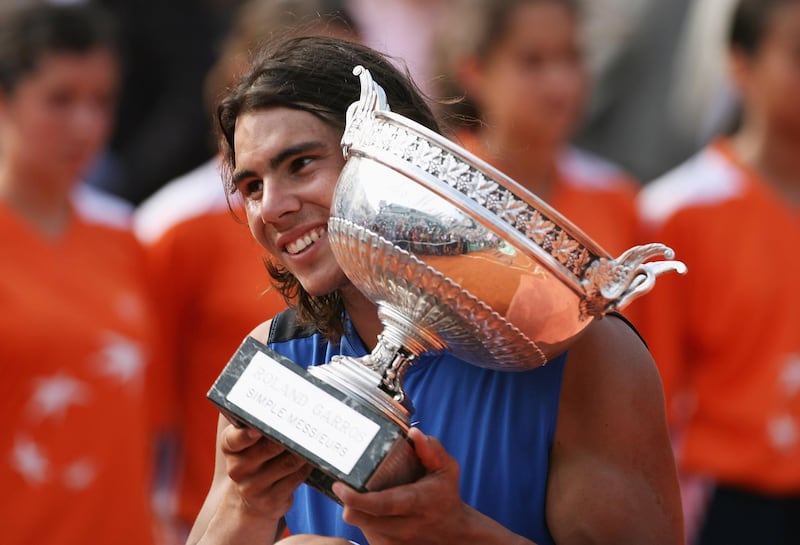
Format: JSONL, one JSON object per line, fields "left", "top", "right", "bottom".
{"left": 258, "top": 178, "right": 302, "bottom": 224}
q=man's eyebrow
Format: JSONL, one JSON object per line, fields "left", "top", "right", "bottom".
{"left": 231, "top": 141, "right": 330, "bottom": 189}
{"left": 269, "top": 141, "right": 329, "bottom": 169}
{"left": 231, "top": 168, "right": 258, "bottom": 189}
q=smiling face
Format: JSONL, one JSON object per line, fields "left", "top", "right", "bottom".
{"left": 0, "top": 49, "right": 118, "bottom": 192}
{"left": 232, "top": 107, "right": 348, "bottom": 297}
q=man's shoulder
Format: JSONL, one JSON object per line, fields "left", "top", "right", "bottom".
{"left": 566, "top": 315, "right": 660, "bottom": 394}
{"left": 267, "top": 308, "right": 318, "bottom": 344}
{"left": 548, "top": 315, "right": 682, "bottom": 544}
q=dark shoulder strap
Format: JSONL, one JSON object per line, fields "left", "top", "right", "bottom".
{"left": 267, "top": 307, "right": 319, "bottom": 344}
{"left": 607, "top": 311, "right": 648, "bottom": 348}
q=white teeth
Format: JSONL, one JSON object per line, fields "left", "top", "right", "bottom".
{"left": 286, "top": 227, "right": 325, "bottom": 255}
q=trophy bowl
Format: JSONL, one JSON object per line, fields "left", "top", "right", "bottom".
{"left": 319, "top": 66, "right": 686, "bottom": 391}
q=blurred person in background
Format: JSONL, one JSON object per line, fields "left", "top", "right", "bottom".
{"left": 133, "top": 1, "right": 359, "bottom": 540}
{"left": 575, "top": 0, "right": 741, "bottom": 184}
{"left": 664, "top": 0, "right": 740, "bottom": 157}
{"left": 433, "top": 0, "right": 641, "bottom": 260}
{"left": 347, "top": 0, "right": 452, "bottom": 96}
{"left": 572, "top": 0, "right": 694, "bottom": 182}
{"left": 637, "top": 0, "right": 800, "bottom": 543}
{"left": 86, "top": 0, "right": 247, "bottom": 205}
{"left": 0, "top": 3, "right": 166, "bottom": 544}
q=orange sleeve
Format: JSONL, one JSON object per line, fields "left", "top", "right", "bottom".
{"left": 635, "top": 212, "right": 694, "bottom": 427}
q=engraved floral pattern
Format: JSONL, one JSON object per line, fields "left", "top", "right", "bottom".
{"left": 359, "top": 119, "right": 594, "bottom": 277}
{"left": 496, "top": 192, "right": 528, "bottom": 225}
{"left": 409, "top": 139, "right": 440, "bottom": 171}
{"left": 340, "top": 65, "right": 686, "bottom": 327}
{"left": 524, "top": 211, "right": 555, "bottom": 246}
{"left": 465, "top": 172, "right": 497, "bottom": 203}
{"left": 552, "top": 231, "right": 581, "bottom": 265}
{"left": 439, "top": 154, "right": 470, "bottom": 187}
{"left": 343, "top": 66, "right": 597, "bottom": 279}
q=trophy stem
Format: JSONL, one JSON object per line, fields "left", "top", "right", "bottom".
{"left": 370, "top": 303, "right": 447, "bottom": 402}
{"left": 308, "top": 353, "right": 412, "bottom": 429}
{"left": 377, "top": 304, "right": 448, "bottom": 357}
{"left": 307, "top": 303, "right": 448, "bottom": 429}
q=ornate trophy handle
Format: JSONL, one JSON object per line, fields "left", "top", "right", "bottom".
{"left": 581, "top": 243, "right": 687, "bottom": 318}
{"left": 342, "top": 65, "right": 388, "bottom": 157}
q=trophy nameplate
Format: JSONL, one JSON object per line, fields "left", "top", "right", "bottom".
{"left": 208, "top": 336, "right": 423, "bottom": 503}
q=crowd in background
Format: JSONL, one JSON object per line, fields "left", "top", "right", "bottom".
{"left": 80, "top": 0, "right": 743, "bottom": 203}
{"left": 1, "top": 0, "right": 798, "bottom": 544}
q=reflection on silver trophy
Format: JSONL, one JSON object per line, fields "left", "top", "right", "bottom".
{"left": 208, "top": 66, "right": 687, "bottom": 502}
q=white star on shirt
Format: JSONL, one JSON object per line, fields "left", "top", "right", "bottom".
{"left": 93, "top": 332, "right": 145, "bottom": 385}
{"left": 27, "top": 374, "right": 90, "bottom": 421}
{"left": 62, "top": 458, "right": 97, "bottom": 490}
{"left": 10, "top": 436, "right": 49, "bottom": 485}
{"left": 767, "top": 414, "right": 798, "bottom": 452}
{"left": 779, "top": 354, "right": 800, "bottom": 398}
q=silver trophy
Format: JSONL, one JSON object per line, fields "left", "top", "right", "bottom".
{"left": 208, "top": 66, "right": 686, "bottom": 502}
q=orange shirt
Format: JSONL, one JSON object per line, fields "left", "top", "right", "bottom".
{"left": 134, "top": 158, "right": 286, "bottom": 532}
{"left": 637, "top": 139, "right": 800, "bottom": 493}
{"left": 0, "top": 186, "right": 163, "bottom": 545}
{"left": 551, "top": 147, "right": 641, "bottom": 258}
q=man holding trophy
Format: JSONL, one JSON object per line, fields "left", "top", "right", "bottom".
{"left": 188, "top": 35, "right": 684, "bottom": 545}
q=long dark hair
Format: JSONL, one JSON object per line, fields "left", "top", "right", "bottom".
{"left": 216, "top": 35, "right": 440, "bottom": 341}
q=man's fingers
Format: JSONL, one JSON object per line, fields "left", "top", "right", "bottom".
{"left": 331, "top": 482, "right": 358, "bottom": 506}
{"left": 333, "top": 479, "right": 418, "bottom": 518}
{"left": 220, "top": 424, "right": 263, "bottom": 454}
{"left": 409, "top": 427, "right": 447, "bottom": 473}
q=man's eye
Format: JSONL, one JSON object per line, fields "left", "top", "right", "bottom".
{"left": 240, "top": 179, "right": 263, "bottom": 199}
{"left": 289, "top": 156, "right": 314, "bottom": 174}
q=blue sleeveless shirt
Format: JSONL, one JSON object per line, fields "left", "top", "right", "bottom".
{"left": 268, "top": 311, "right": 565, "bottom": 545}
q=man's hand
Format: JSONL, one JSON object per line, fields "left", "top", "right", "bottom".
{"left": 221, "top": 421, "right": 312, "bottom": 520}
{"left": 187, "top": 411, "right": 314, "bottom": 545}
{"left": 332, "top": 428, "right": 531, "bottom": 545}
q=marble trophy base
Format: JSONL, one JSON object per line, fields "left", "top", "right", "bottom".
{"left": 208, "top": 336, "right": 424, "bottom": 503}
